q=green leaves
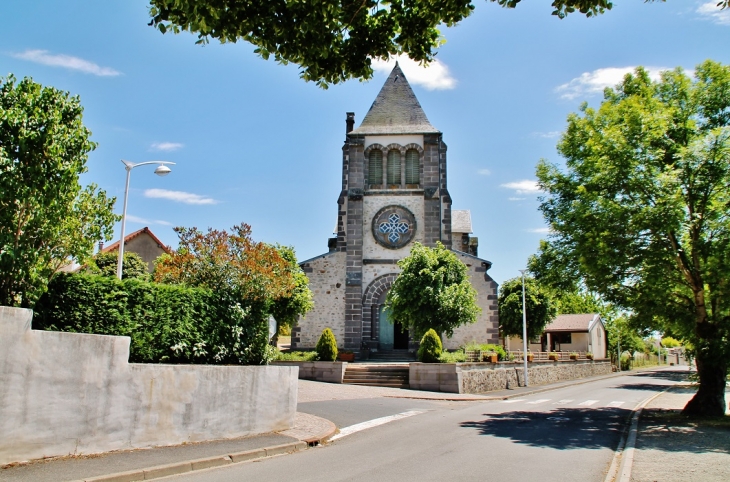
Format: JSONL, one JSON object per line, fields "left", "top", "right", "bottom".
{"left": 386, "top": 242, "right": 479, "bottom": 340}
{"left": 0, "top": 75, "right": 118, "bottom": 307}
{"left": 498, "top": 276, "right": 557, "bottom": 340}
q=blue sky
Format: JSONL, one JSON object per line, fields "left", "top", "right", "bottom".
{"left": 1, "top": 1, "right": 729, "bottom": 286}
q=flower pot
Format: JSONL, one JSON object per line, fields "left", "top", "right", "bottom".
{"left": 570, "top": 355, "right": 578, "bottom": 360}
{"left": 526, "top": 354, "right": 534, "bottom": 363}
{"left": 482, "top": 353, "right": 498, "bottom": 363}
{"left": 548, "top": 354, "right": 559, "bottom": 361}
{"left": 586, "top": 354, "right": 594, "bottom": 360}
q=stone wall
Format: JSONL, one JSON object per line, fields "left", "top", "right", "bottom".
{"left": 410, "top": 360, "right": 612, "bottom": 394}
{"left": 0, "top": 306, "right": 298, "bottom": 465}
{"left": 271, "top": 361, "right": 346, "bottom": 383}
{"left": 295, "top": 251, "right": 347, "bottom": 349}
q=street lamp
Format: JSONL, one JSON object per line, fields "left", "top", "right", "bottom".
{"left": 519, "top": 269, "right": 529, "bottom": 387}
{"left": 116, "top": 159, "right": 175, "bottom": 279}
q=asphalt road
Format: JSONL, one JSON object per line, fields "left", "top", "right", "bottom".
{"left": 167, "top": 369, "right": 685, "bottom": 482}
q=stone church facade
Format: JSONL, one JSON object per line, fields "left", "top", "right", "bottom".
{"left": 292, "top": 64, "right": 499, "bottom": 354}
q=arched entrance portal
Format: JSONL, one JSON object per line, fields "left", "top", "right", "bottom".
{"left": 362, "top": 273, "right": 410, "bottom": 351}
{"left": 377, "top": 301, "right": 409, "bottom": 350}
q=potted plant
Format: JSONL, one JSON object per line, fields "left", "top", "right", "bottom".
{"left": 526, "top": 352, "right": 534, "bottom": 362}
{"left": 586, "top": 352, "right": 594, "bottom": 360}
{"left": 570, "top": 352, "right": 578, "bottom": 360}
{"left": 548, "top": 352, "right": 559, "bottom": 361}
{"left": 483, "top": 351, "right": 498, "bottom": 363}
{"left": 337, "top": 351, "right": 355, "bottom": 362}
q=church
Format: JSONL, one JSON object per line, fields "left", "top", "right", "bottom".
{"left": 292, "top": 63, "right": 499, "bottom": 356}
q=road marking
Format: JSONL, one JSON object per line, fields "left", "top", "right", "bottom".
{"left": 578, "top": 400, "right": 599, "bottom": 406}
{"left": 607, "top": 401, "right": 625, "bottom": 408}
{"left": 329, "top": 410, "right": 426, "bottom": 441}
{"left": 526, "top": 399, "right": 551, "bottom": 405}
{"left": 501, "top": 399, "right": 526, "bottom": 403}
{"left": 553, "top": 399, "right": 573, "bottom": 404}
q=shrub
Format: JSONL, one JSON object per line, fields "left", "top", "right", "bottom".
{"left": 418, "top": 329, "right": 442, "bottom": 363}
{"left": 439, "top": 349, "right": 466, "bottom": 363}
{"left": 316, "top": 328, "right": 338, "bottom": 361}
{"left": 274, "top": 350, "right": 318, "bottom": 361}
{"left": 464, "top": 342, "right": 507, "bottom": 361}
{"left": 84, "top": 251, "right": 149, "bottom": 280}
{"left": 33, "top": 272, "right": 273, "bottom": 365}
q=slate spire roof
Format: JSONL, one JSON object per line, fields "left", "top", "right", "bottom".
{"left": 350, "top": 62, "right": 440, "bottom": 135}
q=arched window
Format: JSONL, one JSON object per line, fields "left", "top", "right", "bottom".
{"left": 368, "top": 150, "right": 383, "bottom": 185}
{"left": 387, "top": 150, "right": 401, "bottom": 185}
{"left": 405, "top": 149, "right": 419, "bottom": 185}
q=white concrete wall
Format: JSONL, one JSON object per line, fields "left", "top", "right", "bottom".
{"left": 589, "top": 323, "right": 607, "bottom": 358}
{"left": 0, "top": 306, "right": 298, "bottom": 465}
{"left": 297, "top": 251, "right": 347, "bottom": 348}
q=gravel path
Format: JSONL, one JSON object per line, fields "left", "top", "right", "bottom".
{"left": 630, "top": 386, "right": 730, "bottom": 482}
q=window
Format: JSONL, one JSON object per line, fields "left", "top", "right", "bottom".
{"left": 405, "top": 149, "right": 419, "bottom": 184}
{"left": 387, "top": 150, "right": 401, "bottom": 185}
{"left": 368, "top": 150, "right": 383, "bottom": 185}
{"left": 554, "top": 333, "right": 572, "bottom": 344}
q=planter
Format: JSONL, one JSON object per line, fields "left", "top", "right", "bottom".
{"left": 570, "top": 355, "right": 578, "bottom": 361}
{"left": 526, "top": 354, "right": 534, "bottom": 363}
{"left": 548, "top": 354, "right": 559, "bottom": 361}
{"left": 337, "top": 352, "right": 355, "bottom": 362}
{"left": 586, "top": 354, "right": 594, "bottom": 360}
{"left": 486, "top": 353, "right": 498, "bottom": 363}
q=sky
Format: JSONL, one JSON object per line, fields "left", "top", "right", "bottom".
{"left": 1, "top": 1, "right": 729, "bottom": 286}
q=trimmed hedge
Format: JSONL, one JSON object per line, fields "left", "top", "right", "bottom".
{"left": 418, "top": 329, "right": 442, "bottom": 363}
{"left": 315, "top": 327, "right": 338, "bottom": 361}
{"left": 33, "top": 272, "right": 272, "bottom": 365}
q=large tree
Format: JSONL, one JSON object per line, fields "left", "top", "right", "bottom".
{"left": 535, "top": 60, "right": 730, "bottom": 416}
{"left": 0, "top": 75, "right": 119, "bottom": 308}
{"left": 498, "top": 276, "right": 557, "bottom": 341}
{"left": 386, "top": 242, "right": 480, "bottom": 340}
{"left": 147, "top": 1, "right": 723, "bottom": 86}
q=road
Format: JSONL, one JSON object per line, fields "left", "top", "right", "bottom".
{"left": 167, "top": 369, "right": 684, "bottom": 482}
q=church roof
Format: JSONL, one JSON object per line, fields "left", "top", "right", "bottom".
{"left": 451, "top": 210, "right": 473, "bottom": 234}
{"left": 350, "top": 63, "right": 440, "bottom": 135}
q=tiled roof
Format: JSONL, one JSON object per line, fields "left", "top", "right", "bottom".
{"left": 451, "top": 210, "right": 472, "bottom": 234}
{"left": 101, "top": 226, "right": 171, "bottom": 254}
{"left": 544, "top": 314, "right": 599, "bottom": 332}
{"left": 350, "top": 62, "right": 440, "bottom": 135}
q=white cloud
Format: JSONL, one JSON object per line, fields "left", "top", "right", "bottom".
{"left": 533, "top": 131, "right": 561, "bottom": 139}
{"left": 508, "top": 197, "right": 526, "bottom": 201}
{"left": 527, "top": 227, "right": 551, "bottom": 234}
{"left": 372, "top": 55, "right": 456, "bottom": 90}
{"left": 144, "top": 189, "right": 219, "bottom": 205}
{"left": 697, "top": 2, "right": 730, "bottom": 25}
{"left": 11, "top": 49, "right": 120, "bottom": 76}
{"left": 477, "top": 169, "right": 491, "bottom": 176}
{"left": 125, "top": 214, "right": 172, "bottom": 226}
{"left": 556, "top": 66, "right": 668, "bottom": 100}
{"left": 500, "top": 180, "right": 543, "bottom": 195}
{"left": 150, "top": 142, "right": 184, "bottom": 152}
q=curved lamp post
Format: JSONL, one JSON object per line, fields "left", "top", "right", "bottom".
{"left": 116, "top": 159, "right": 175, "bottom": 279}
{"left": 519, "top": 269, "right": 529, "bottom": 387}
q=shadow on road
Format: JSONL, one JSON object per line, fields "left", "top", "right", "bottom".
{"left": 460, "top": 407, "right": 630, "bottom": 450}
{"left": 608, "top": 369, "right": 692, "bottom": 392}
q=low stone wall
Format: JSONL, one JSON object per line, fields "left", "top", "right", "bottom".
{"left": 271, "top": 361, "right": 346, "bottom": 383}
{"left": 410, "top": 360, "right": 612, "bottom": 394}
{"left": 0, "top": 306, "right": 298, "bottom": 465}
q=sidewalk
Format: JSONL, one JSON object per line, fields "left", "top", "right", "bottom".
{"left": 629, "top": 384, "right": 730, "bottom": 482}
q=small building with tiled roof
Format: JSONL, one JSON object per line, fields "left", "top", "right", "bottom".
{"left": 506, "top": 313, "right": 607, "bottom": 358}
{"left": 101, "top": 227, "right": 171, "bottom": 273}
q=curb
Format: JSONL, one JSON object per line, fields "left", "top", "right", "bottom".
{"left": 75, "top": 441, "right": 307, "bottom": 482}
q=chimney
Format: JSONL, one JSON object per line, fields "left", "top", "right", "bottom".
{"left": 98, "top": 241, "right": 104, "bottom": 252}
{"left": 346, "top": 112, "right": 355, "bottom": 134}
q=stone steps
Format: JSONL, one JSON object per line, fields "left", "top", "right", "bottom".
{"left": 343, "top": 365, "right": 410, "bottom": 389}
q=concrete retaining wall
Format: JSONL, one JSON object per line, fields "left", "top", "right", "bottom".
{"left": 410, "top": 360, "right": 612, "bottom": 394}
{"left": 271, "top": 361, "right": 346, "bottom": 383}
{"left": 0, "top": 306, "right": 298, "bottom": 465}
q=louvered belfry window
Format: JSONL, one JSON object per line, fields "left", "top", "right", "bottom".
{"left": 405, "top": 149, "right": 419, "bottom": 184}
{"left": 368, "top": 150, "right": 383, "bottom": 185}
{"left": 387, "top": 150, "right": 401, "bottom": 185}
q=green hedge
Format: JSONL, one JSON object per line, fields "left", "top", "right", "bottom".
{"left": 33, "top": 273, "right": 272, "bottom": 365}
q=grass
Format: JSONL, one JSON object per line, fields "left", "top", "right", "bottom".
{"left": 273, "top": 350, "right": 318, "bottom": 362}
{"left": 439, "top": 350, "right": 467, "bottom": 363}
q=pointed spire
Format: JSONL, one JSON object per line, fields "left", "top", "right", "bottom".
{"left": 351, "top": 63, "right": 439, "bottom": 135}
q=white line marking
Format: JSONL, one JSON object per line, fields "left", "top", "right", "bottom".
{"left": 329, "top": 410, "right": 426, "bottom": 441}
{"left": 607, "top": 401, "right": 625, "bottom": 408}
{"left": 579, "top": 400, "right": 599, "bottom": 406}
{"left": 527, "top": 399, "right": 551, "bottom": 405}
{"left": 553, "top": 399, "right": 574, "bottom": 404}
{"left": 501, "top": 399, "right": 526, "bottom": 403}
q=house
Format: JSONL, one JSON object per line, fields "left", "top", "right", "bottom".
{"left": 292, "top": 63, "right": 500, "bottom": 355}
{"left": 505, "top": 313, "right": 607, "bottom": 358}
{"left": 100, "top": 226, "right": 171, "bottom": 273}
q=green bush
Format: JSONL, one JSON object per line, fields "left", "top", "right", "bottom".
{"left": 33, "top": 272, "right": 272, "bottom": 365}
{"left": 274, "top": 350, "right": 318, "bottom": 361}
{"left": 418, "top": 329, "right": 442, "bottom": 363}
{"left": 316, "top": 328, "right": 338, "bottom": 361}
{"left": 83, "top": 251, "right": 149, "bottom": 280}
{"left": 464, "top": 342, "right": 507, "bottom": 360}
{"left": 439, "top": 349, "right": 466, "bottom": 363}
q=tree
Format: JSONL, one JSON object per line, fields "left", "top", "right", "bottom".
{"left": 146, "top": 1, "right": 722, "bottom": 87}
{"left": 84, "top": 251, "right": 149, "bottom": 280}
{"left": 498, "top": 276, "right": 557, "bottom": 340}
{"left": 386, "top": 242, "right": 480, "bottom": 340}
{"left": 0, "top": 75, "right": 119, "bottom": 308}
{"left": 267, "top": 245, "right": 314, "bottom": 345}
{"left": 535, "top": 60, "right": 730, "bottom": 416}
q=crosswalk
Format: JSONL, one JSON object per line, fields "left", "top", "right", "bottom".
{"left": 500, "top": 397, "right": 632, "bottom": 409}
